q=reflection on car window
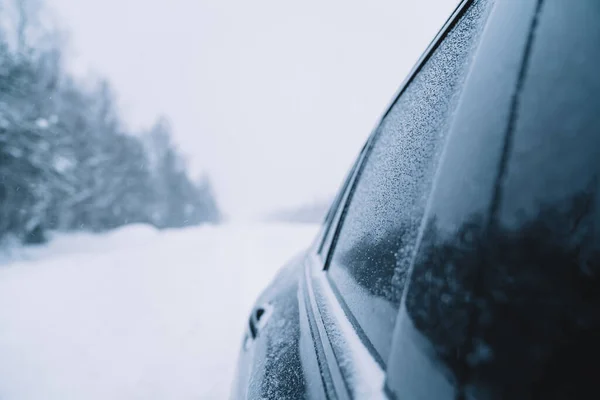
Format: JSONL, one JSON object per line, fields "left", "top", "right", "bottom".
{"left": 465, "top": 1, "right": 600, "bottom": 397}
{"left": 326, "top": 0, "right": 491, "bottom": 362}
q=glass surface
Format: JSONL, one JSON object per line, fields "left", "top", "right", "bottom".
{"left": 466, "top": 1, "right": 600, "bottom": 397}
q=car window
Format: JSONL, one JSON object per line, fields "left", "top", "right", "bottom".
{"left": 464, "top": 1, "right": 600, "bottom": 398}
{"left": 325, "top": 0, "right": 491, "bottom": 362}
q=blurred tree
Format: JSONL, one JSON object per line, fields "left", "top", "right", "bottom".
{"left": 144, "top": 118, "right": 220, "bottom": 228}
{"left": 0, "top": 0, "right": 220, "bottom": 246}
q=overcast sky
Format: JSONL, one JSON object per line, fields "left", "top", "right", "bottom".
{"left": 49, "top": 0, "right": 457, "bottom": 219}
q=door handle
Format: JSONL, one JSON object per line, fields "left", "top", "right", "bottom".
{"left": 248, "top": 303, "right": 272, "bottom": 340}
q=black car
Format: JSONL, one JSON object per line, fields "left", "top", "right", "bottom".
{"left": 231, "top": 0, "right": 600, "bottom": 398}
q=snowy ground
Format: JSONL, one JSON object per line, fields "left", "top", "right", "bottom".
{"left": 0, "top": 223, "right": 319, "bottom": 400}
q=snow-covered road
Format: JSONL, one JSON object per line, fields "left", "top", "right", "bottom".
{"left": 0, "top": 223, "right": 318, "bottom": 399}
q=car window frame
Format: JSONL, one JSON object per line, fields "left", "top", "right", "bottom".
{"left": 316, "top": 141, "right": 372, "bottom": 258}
{"left": 314, "top": 141, "right": 370, "bottom": 257}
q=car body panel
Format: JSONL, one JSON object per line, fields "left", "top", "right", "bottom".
{"left": 230, "top": 252, "right": 309, "bottom": 400}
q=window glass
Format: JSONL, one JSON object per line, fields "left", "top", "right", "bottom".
{"left": 465, "top": 1, "right": 600, "bottom": 398}
{"left": 326, "top": 0, "right": 490, "bottom": 361}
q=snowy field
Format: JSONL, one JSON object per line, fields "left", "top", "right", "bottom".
{"left": 0, "top": 223, "right": 319, "bottom": 400}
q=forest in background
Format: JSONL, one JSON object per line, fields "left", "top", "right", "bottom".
{"left": 0, "top": 0, "right": 220, "bottom": 245}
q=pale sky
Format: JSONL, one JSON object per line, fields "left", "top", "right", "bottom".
{"left": 49, "top": 0, "right": 457, "bottom": 219}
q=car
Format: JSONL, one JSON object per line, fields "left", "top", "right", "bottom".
{"left": 230, "top": 0, "right": 600, "bottom": 398}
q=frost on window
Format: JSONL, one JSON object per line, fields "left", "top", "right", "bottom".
{"left": 326, "top": 0, "right": 492, "bottom": 360}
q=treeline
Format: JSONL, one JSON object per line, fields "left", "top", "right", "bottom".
{"left": 0, "top": 0, "right": 220, "bottom": 245}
